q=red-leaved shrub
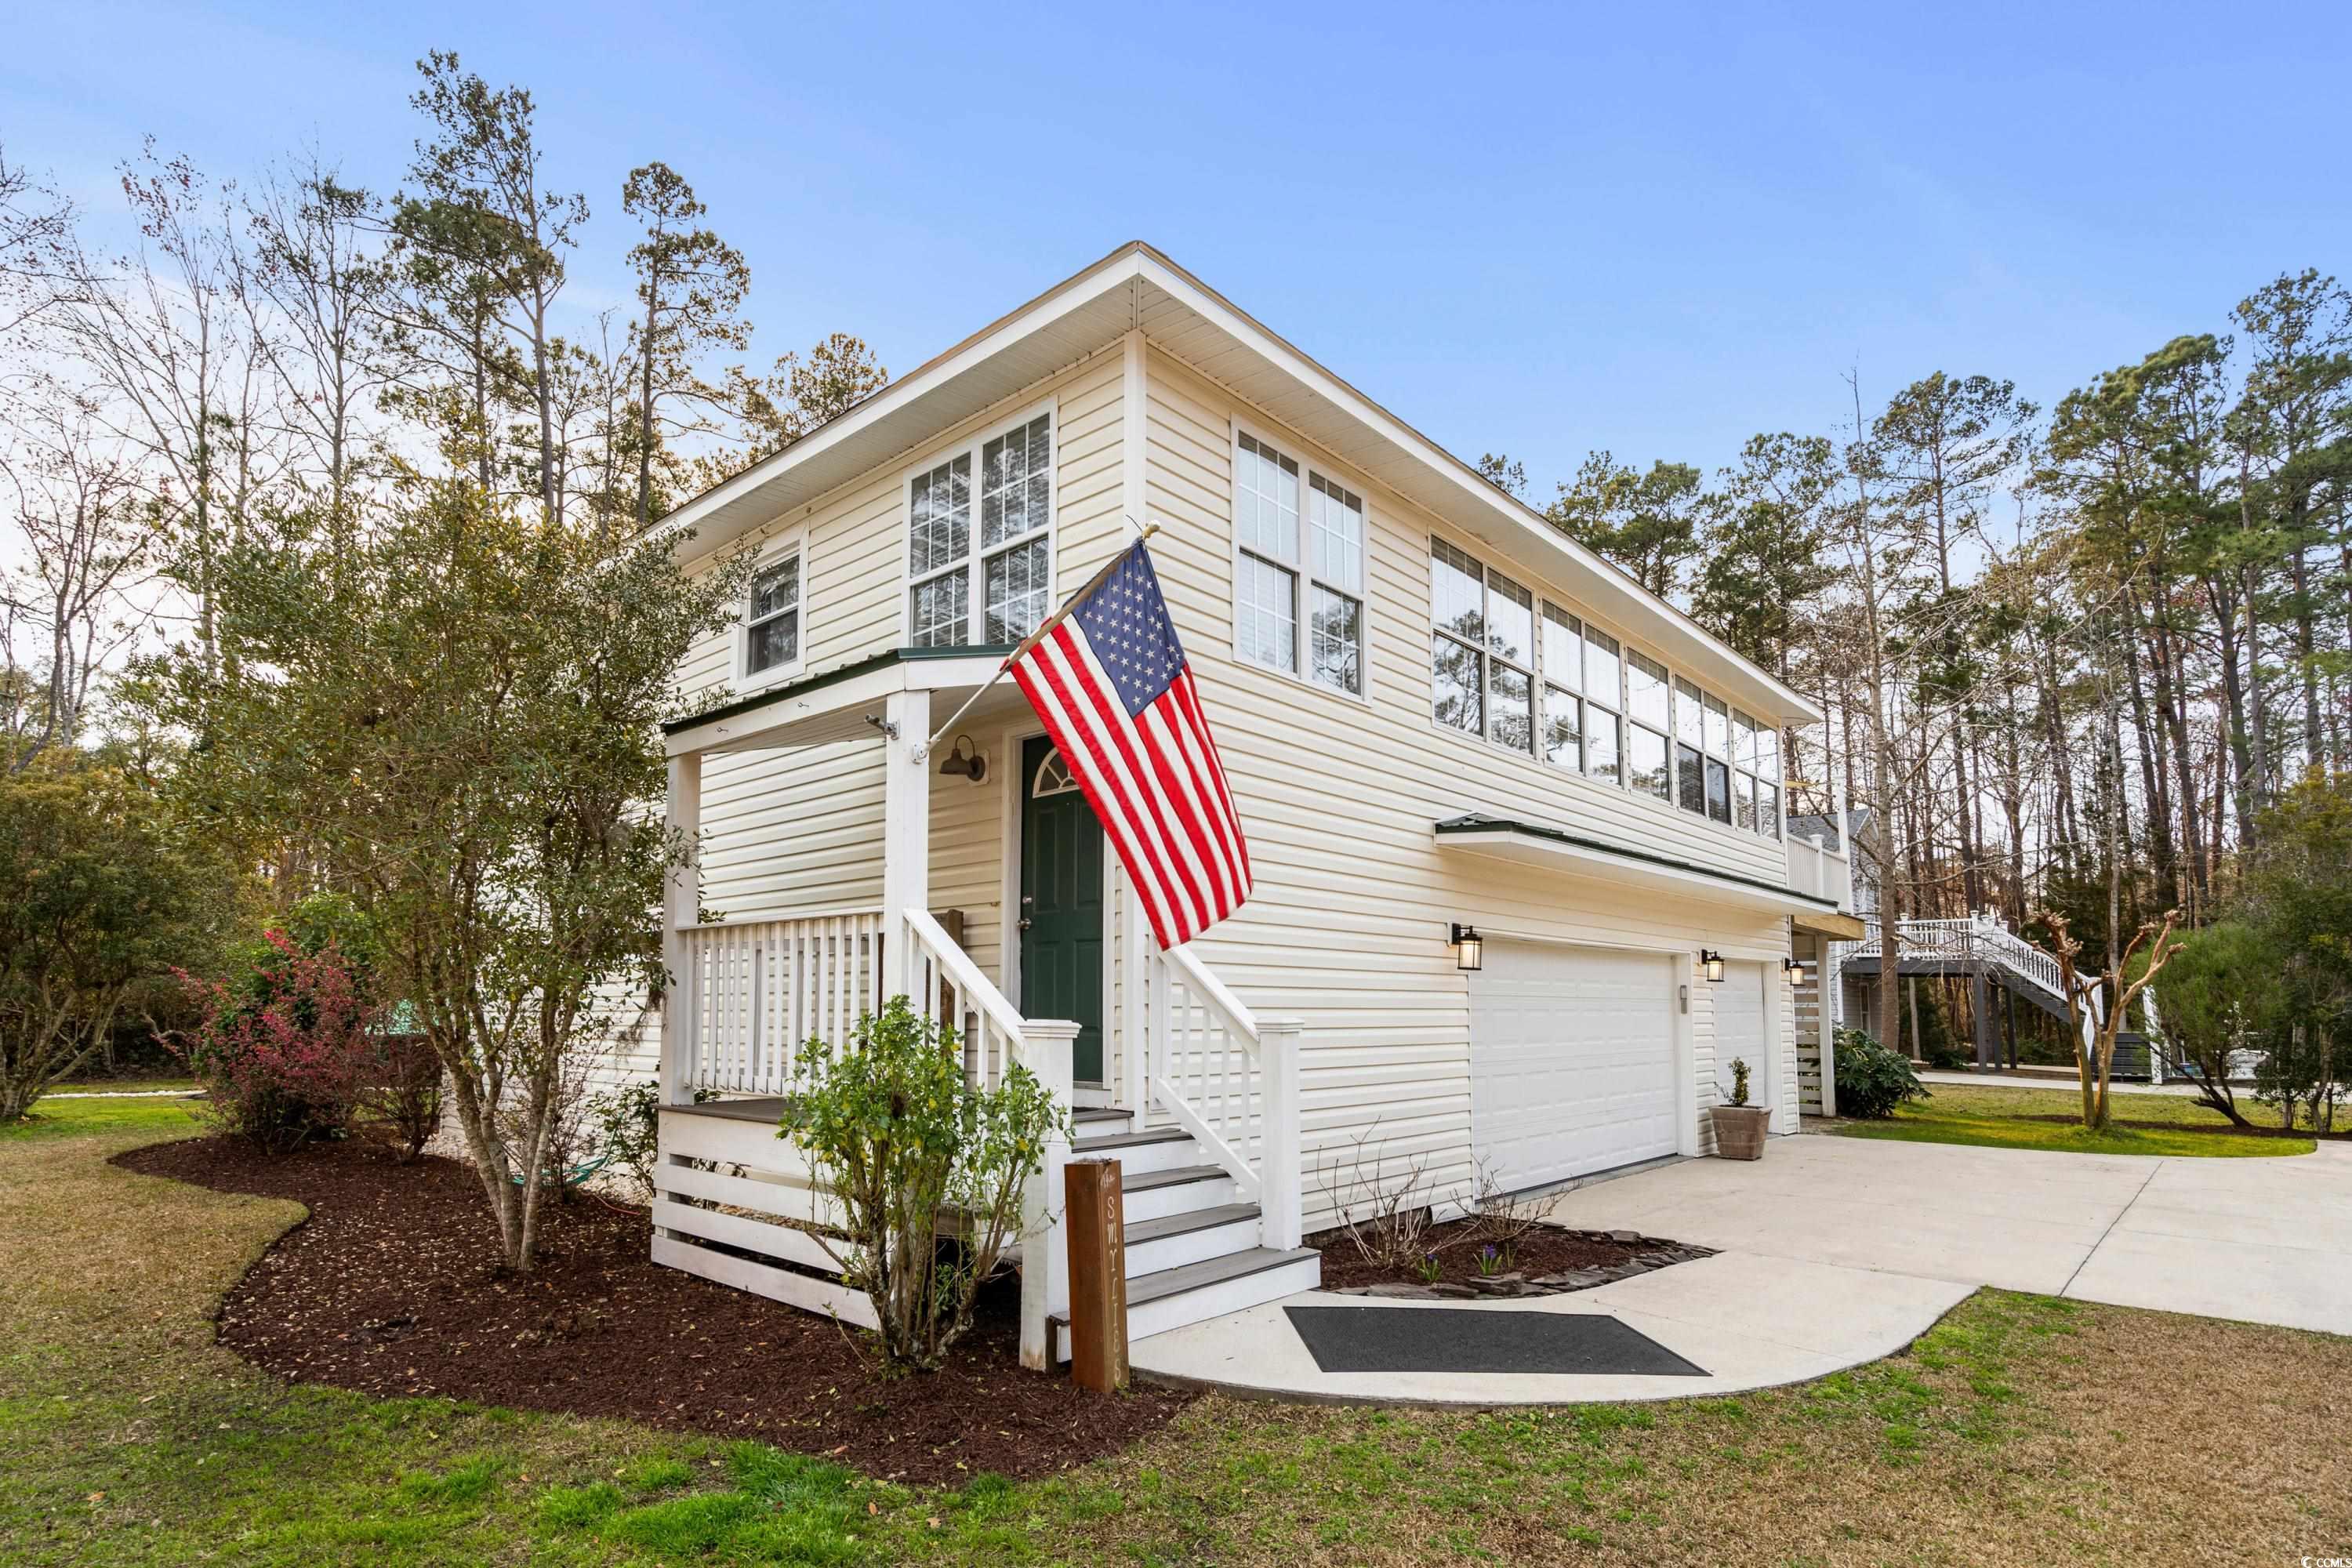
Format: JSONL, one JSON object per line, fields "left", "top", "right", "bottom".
{"left": 172, "top": 933, "right": 379, "bottom": 1152}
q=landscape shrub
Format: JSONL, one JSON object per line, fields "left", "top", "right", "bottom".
{"left": 1833, "top": 1025, "right": 1928, "bottom": 1120}
{"left": 362, "top": 1029, "right": 444, "bottom": 1162}
{"left": 779, "top": 997, "right": 1065, "bottom": 1373}
{"left": 172, "top": 932, "right": 379, "bottom": 1151}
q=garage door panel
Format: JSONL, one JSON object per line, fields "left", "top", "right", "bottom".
{"left": 1468, "top": 942, "right": 1678, "bottom": 1192}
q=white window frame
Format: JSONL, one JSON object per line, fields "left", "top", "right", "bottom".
{"left": 900, "top": 399, "right": 1057, "bottom": 650}
{"left": 733, "top": 532, "right": 808, "bottom": 693}
{"left": 1230, "top": 421, "right": 1369, "bottom": 703}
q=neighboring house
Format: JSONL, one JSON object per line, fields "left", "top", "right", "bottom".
{"left": 634, "top": 244, "right": 1863, "bottom": 1367}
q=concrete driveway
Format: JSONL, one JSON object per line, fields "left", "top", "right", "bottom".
{"left": 1129, "top": 1132, "right": 2350, "bottom": 1406}
{"left": 1544, "top": 1132, "right": 2352, "bottom": 1337}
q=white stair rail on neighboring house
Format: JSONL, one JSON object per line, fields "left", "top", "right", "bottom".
{"left": 1142, "top": 944, "right": 1304, "bottom": 1251}
{"left": 900, "top": 906, "right": 1076, "bottom": 1372}
{"left": 1849, "top": 912, "right": 2107, "bottom": 1058}
{"left": 674, "top": 909, "right": 887, "bottom": 1097}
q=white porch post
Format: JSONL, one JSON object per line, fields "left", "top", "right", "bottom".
{"left": 1018, "top": 1018, "right": 1078, "bottom": 1370}
{"left": 660, "top": 751, "right": 702, "bottom": 1105}
{"left": 1258, "top": 1015, "right": 1305, "bottom": 1250}
{"left": 882, "top": 688, "right": 931, "bottom": 1001}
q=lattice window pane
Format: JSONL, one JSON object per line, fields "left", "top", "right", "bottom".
{"left": 1237, "top": 553, "right": 1298, "bottom": 673}
{"left": 1308, "top": 584, "right": 1362, "bottom": 695}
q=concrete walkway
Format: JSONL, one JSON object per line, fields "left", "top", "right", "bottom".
{"left": 1131, "top": 1134, "right": 2352, "bottom": 1403}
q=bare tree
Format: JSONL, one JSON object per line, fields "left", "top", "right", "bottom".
{"left": 0, "top": 394, "right": 157, "bottom": 768}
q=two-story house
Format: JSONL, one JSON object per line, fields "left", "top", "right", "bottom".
{"left": 638, "top": 244, "right": 1859, "bottom": 1367}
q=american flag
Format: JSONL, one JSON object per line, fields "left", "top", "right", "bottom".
{"left": 1010, "top": 541, "right": 1252, "bottom": 949}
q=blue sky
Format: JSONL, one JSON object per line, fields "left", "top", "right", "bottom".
{"left": 9, "top": 1, "right": 2346, "bottom": 498}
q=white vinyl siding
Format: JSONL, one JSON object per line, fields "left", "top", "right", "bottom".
{"left": 1138, "top": 347, "right": 1797, "bottom": 1229}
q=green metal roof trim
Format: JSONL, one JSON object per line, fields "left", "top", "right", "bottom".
{"left": 1433, "top": 813, "right": 1842, "bottom": 909}
{"left": 661, "top": 644, "right": 1017, "bottom": 737}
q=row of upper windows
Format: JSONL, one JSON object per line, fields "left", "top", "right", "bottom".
{"left": 1431, "top": 537, "right": 1783, "bottom": 839}
{"left": 736, "top": 407, "right": 1782, "bottom": 843}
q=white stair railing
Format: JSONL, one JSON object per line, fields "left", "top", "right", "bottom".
{"left": 899, "top": 906, "right": 1076, "bottom": 1373}
{"left": 674, "top": 909, "right": 887, "bottom": 1097}
{"left": 1141, "top": 945, "right": 1303, "bottom": 1250}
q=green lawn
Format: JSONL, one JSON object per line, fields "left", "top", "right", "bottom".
{"left": 4, "top": 1095, "right": 2347, "bottom": 1566}
{"left": 1832, "top": 1080, "right": 2318, "bottom": 1158}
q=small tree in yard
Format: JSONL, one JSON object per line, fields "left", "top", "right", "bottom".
{"left": 779, "top": 998, "right": 1065, "bottom": 1374}
{"left": 133, "top": 479, "right": 744, "bottom": 1269}
{"left": 2045, "top": 906, "right": 2183, "bottom": 1131}
{"left": 2146, "top": 920, "right": 2280, "bottom": 1127}
{"left": 0, "top": 767, "right": 238, "bottom": 1122}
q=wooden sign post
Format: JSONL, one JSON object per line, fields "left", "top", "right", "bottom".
{"left": 1063, "top": 1158, "right": 1129, "bottom": 1392}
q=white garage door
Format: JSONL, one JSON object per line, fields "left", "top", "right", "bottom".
{"left": 1467, "top": 942, "right": 1678, "bottom": 1192}
{"left": 1712, "top": 960, "right": 1772, "bottom": 1115}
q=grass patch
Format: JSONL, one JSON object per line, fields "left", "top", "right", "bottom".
{"left": 1835, "top": 1081, "right": 2315, "bottom": 1156}
{"left": 5, "top": 1093, "right": 2349, "bottom": 1566}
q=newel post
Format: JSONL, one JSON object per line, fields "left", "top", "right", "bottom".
{"left": 661, "top": 751, "right": 702, "bottom": 1105}
{"left": 1258, "top": 1015, "right": 1305, "bottom": 1250}
{"left": 1018, "top": 1018, "right": 1079, "bottom": 1370}
{"left": 881, "top": 687, "right": 931, "bottom": 1001}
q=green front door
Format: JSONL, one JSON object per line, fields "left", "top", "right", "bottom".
{"left": 1019, "top": 735, "right": 1105, "bottom": 1084}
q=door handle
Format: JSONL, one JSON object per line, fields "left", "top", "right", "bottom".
{"left": 1018, "top": 916, "right": 1033, "bottom": 932}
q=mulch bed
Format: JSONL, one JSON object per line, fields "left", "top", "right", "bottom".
{"left": 1312, "top": 1217, "right": 1710, "bottom": 1294}
{"left": 114, "top": 1135, "right": 1192, "bottom": 1484}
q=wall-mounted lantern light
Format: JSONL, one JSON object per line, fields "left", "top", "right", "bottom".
{"left": 1781, "top": 955, "right": 1812, "bottom": 981}
{"left": 937, "top": 734, "right": 988, "bottom": 783}
{"left": 1449, "top": 922, "right": 1483, "bottom": 971}
{"left": 1699, "top": 948, "right": 1726, "bottom": 983}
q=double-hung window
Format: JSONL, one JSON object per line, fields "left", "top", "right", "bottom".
{"left": 908, "top": 412, "right": 1053, "bottom": 648}
{"left": 1429, "top": 539, "right": 1537, "bottom": 752}
{"left": 1540, "top": 603, "right": 1584, "bottom": 771}
{"left": 1672, "top": 677, "right": 1708, "bottom": 817}
{"left": 1236, "top": 433, "right": 1364, "bottom": 696}
{"left": 741, "top": 547, "right": 803, "bottom": 682}
{"left": 1750, "top": 715, "right": 1782, "bottom": 838}
{"left": 1625, "top": 652, "right": 1671, "bottom": 800}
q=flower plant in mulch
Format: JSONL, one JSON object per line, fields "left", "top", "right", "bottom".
{"left": 1312, "top": 1215, "right": 1715, "bottom": 1298}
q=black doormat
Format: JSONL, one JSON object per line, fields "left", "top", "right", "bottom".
{"left": 1283, "top": 1305, "right": 1708, "bottom": 1377}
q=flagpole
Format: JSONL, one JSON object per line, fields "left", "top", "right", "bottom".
{"left": 920, "top": 521, "right": 1160, "bottom": 752}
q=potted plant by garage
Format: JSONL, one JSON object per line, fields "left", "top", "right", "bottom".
{"left": 1710, "top": 1058, "right": 1770, "bottom": 1160}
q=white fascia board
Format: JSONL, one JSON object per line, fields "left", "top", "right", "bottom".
{"left": 1436, "top": 826, "right": 1837, "bottom": 917}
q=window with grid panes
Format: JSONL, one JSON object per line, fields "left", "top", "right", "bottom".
{"left": 907, "top": 412, "right": 1054, "bottom": 647}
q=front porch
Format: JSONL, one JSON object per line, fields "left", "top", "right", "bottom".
{"left": 654, "top": 647, "right": 1313, "bottom": 1370}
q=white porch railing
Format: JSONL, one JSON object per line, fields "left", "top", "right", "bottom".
{"left": 1140, "top": 945, "right": 1303, "bottom": 1250}
{"left": 676, "top": 909, "right": 887, "bottom": 1097}
{"left": 1785, "top": 831, "right": 1853, "bottom": 907}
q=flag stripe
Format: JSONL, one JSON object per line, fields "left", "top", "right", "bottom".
{"left": 1065, "top": 630, "right": 1232, "bottom": 917}
{"left": 1012, "top": 652, "right": 1189, "bottom": 946}
{"left": 1047, "top": 626, "right": 1215, "bottom": 938}
{"left": 1008, "top": 541, "right": 1251, "bottom": 950}
{"left": 1025, "top": 629, "right": 1207, "bottom": 938}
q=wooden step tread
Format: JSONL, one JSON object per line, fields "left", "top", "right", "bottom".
{"left": 1072, "top": 1107, "right": 1133, "bottom": 1125}
{"left": 1050, "top": 1247, "right": 1320, "bottom": 1324}
{"left": 1072, "top": 1126, "right": 1193, "bottom": 1154}
{"left": 1124, "top": 1203, "right": 1258, "bottom": 1246}
{"left": 1120, "top": 1163, "right": 1228, "bottom": 1193}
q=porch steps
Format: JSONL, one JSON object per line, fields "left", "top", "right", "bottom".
{"left": 1051, "top": 1245, "right": 1322, "bottom": 1363}
{"left": 1050, "top": 1105, "right": 1319, "bottom": 1362}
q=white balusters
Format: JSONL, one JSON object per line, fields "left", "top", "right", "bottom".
{"left": 676, "top": 909, "right": 886, "bottom": 1097}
